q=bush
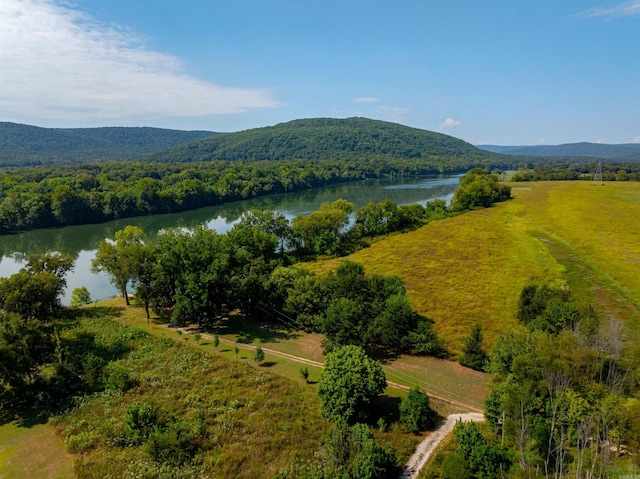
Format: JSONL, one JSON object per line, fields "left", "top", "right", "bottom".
{"left": 65, "top": 430, "right": 100, "bottom": 453}
{"left": 399, "top": 386, "right": 437, "bottom": 433}
{"left": 105, "top": 364, "right": 138, "bottom": 392}
{"left": 146, "top": 421, "right": 198, "bottom": 466}
{"left": 253, "top": 345, "right": 265, "bottom": 363}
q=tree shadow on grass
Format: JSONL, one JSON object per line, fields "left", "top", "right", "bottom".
{"left": 372, "top": 395, "right": 402, "bottom": 426}
{"left": 365, "top": 344, "right": 400, "bottom": 365}
{"left": 66, "top": 305, "right": 126, "bottom": 321}
{"left": 260, "top": 361, "right": 277, "bottom": 368}
{"left": 209, "top": 315, "right": 302, "bottom": 345}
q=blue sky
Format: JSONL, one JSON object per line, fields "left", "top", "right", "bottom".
{"left": 1, "top": 0, "right": 638, "bottom": 145}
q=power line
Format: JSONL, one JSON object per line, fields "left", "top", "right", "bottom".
{"left": 256, "top": 303, "right": 483, "bottom": 409}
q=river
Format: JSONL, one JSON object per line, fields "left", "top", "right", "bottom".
{"left": 0, "top": 174, "right": 460, "bottom": 304}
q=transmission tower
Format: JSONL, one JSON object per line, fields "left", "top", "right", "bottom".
{"left": 592, "top": 161, "right": 604, "bottom": 186}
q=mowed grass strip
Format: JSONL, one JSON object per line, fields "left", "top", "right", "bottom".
{"left": 309, "top": 181, "right": 640, "bottom": 352}
{"left": 521, "top": 182, "right": 640, "bottom": 313}
{"left": 0, "top": 422, "right": 74, "bottom": 479}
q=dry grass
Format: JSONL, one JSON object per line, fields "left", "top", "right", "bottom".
{"left": 308, "top": 181, "right": 640, "bottom": 352}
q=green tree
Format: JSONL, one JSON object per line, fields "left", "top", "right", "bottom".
{"left": 373, "top": 293, "right": 418, "bottom": 353}
{"left": 459, "top": 322, "right": 489, "bottom": 371}
{"left": 317, "top": 345, "right": 386, "bottom": 424}
{"left": 254, "top": 345, "right": 265, "bottom": 364}
{"left": 291, "top": 199, "right": 353, "bottom": 256}
{"left": 91, "top": 226, "right": 146, "bottom": 306}
{"left": 0, "top": 252, "right": 73, "bottom": 320}
{"left": 399, "top": 386, "right": 437, "bottom": 433}
{"left": 321, "top": 297, "right": 367, "bottom": 350}
{"left": 70, "top": 286, "right": 92, "bottom": 308}
{"left": 450, "top": 168, "right": 511, "bottom": 211}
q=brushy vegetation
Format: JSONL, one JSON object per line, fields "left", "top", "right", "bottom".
{"left": 52, "top": 316, "right": 328, "bottom": 479}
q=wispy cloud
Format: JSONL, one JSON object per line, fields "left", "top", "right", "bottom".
{"left": 576, "top": 0, "right": 640, "bottom": 18}
{"left": 632, "top": 136, "right": 640, "bottom": 143}
{"left": 438, "top": 117, "right": 462, "bottom": 130}
{"left": 352, "top": 97, "right": 379, "bottom": 103}
{"left": 0, "top": 0, "right": 279, "bottom": 123}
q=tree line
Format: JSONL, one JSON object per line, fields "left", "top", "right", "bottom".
{"left": 512, "top": 162, "right": 640, "bottom": 182}
{"left": 0, "top": 156, "right": 516, "bottom": 235}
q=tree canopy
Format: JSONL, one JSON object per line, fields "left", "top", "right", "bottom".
{"left": 317, "top": 345, "right": 386, "bottom": 424}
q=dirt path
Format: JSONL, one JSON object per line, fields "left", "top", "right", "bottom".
{"left": 171, "top": 325, "right": 482, "bottom": 412}
{"left": 400, "top": 412, "right": 484, "bottom": 479}
{"left": 171, "top": 325, "right": 485, "bottom": 478}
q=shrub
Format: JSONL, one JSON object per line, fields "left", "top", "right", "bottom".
{"left": 65, "top": 430, "right": 100, "bottom": 453}
{"left": 253, "top": 345, "right": 265, "bottom": 363}
{"left": 105, "top": 364, "right": 138, "bottom": 391}
{"left": 146, "top": 421, "right": 198, "bottom": 466}
{"left": 399, "top": 386, "right": 437, "bottom": 433}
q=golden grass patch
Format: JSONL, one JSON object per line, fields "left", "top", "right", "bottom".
{"left": 309, "top": 181, "right": 640, "bottom": 352}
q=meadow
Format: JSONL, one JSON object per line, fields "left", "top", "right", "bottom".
{"left": 310, "top": 181, "right": 640, "bottom": 351}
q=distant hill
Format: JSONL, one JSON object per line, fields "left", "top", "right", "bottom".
{"left": 477, "top": 142, "right": 640, "bottom": 160}
{"left": 0, "top": 122, "right": 217, "bottom": 167}
{"left": 148, "top": 117, "right": 499, "bottom": 164}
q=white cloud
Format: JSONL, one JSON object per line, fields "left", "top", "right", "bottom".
{"left": 632, "top": 136, "right": 640, "bottom": 143}
{"left": 0, "top": 0, "right": 279, "bottom": 123}
{"left": 352, "top": 97, "right": 379, "bottom": 103}
{"left": 594, "top": 139, "right": 606, "bottom": 144}
{"left": 577, "top": 0, "right": 640, "bottom": 18}
{"left": 438, "top": 117, "right": 462, "bottom": 130}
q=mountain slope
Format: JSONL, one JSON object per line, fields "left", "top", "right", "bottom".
{"left": 477, "top": 142, "right": 640, "bottom": 160}
{"left": 149, "top": 117, "right": 498, "bottom": 164}
{"left": 0, "top": 122, "right": 217, "bottom": 166}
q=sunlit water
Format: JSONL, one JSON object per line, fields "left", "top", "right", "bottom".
{"left": 0, "top": 174, "right": 460, "bottom": 304}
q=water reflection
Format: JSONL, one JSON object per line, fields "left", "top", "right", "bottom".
{"left": 0, "top": 174, "right": 460, "bottom": 303}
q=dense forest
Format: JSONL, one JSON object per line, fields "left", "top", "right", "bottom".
{"left": 147, "top": 117, "right": 502, "bottom": 164}
{"left": 0, "top": 154, "right": 518, "bottom": 235}
{"left": 0, "top": 122, "right": 216, "bottom": 167}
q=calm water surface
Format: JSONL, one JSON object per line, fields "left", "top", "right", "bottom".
{"left": 0, "top": 174, "right": 460, "bottom": 303}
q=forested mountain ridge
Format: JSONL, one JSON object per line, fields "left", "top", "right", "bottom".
{"left": 147, "top": 117, "right": 501, "bottom": 164}
{"left": 477, "top": 141, "right": 640, "bottom": 160}
{"left": 0, "top": 122, "right": 217, "bottom": 167}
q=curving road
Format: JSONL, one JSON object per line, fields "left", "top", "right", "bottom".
{"left": 400, "top": 412, "right": 485, "bottom": 479}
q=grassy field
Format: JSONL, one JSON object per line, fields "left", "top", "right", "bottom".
{"left": 309, "top": 181, "right": 640, "bottom": 352}
{"left": 105, "top": 297, "right": 488, "bottom": 415}
{"left": 0, "top": 422, "right": 73, "bottom": 479}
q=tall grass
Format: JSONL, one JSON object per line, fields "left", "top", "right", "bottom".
{"left": 55, "top": 316, "right": 328, "bottom": 479}
{"left": 309, "top": 182, "right": 640, "bottom": 352}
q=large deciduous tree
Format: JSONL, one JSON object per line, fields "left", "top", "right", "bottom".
{"left": 318, "top": 345, "right": 386, "bottom": 424}
{"left": 91, "top": 226, "right": 146, "bottom": 306}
